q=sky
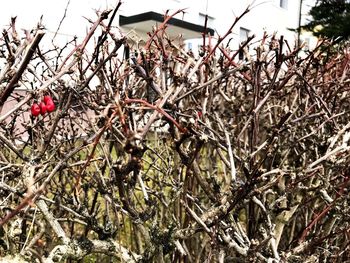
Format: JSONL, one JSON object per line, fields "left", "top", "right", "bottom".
{"left": 0, "top": 0, "right": 116, "bottom": 42}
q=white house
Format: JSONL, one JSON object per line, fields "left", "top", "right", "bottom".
{"left": 118, "top": 0, "right": 307, "bottom": 53}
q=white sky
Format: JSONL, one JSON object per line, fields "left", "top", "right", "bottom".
{"left": 0, "top": 0, "right": 116, "bottom": 40}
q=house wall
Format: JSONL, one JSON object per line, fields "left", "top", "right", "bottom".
{"left": 119, "top": 0, "right": 302, "bottom": 50}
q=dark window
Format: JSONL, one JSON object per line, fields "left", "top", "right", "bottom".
{"left": 239, "top": 27, "right": 250, "bottom": 60}
{"left": 280, "top": 0, "right": 288, "bottom": 9}
{"left": 199, "top": 12, "right": 215, "bottom": 28}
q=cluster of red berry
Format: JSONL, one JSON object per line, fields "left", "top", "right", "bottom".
{"left": 31, "top": 96, "right": 55, "bottom": 117}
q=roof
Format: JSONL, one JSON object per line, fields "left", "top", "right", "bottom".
{"left": 119, "top": 11, "right": 215, "bottom": 40}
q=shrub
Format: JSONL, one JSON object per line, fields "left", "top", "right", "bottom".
{"left": 0, "top": 3, "right": 350, "bottom": 262}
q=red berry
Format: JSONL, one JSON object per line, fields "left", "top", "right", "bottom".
{"left": 39, "top": 102, "right": 47, "bottom": 115}
{"left": 31, "top": 104, "right": 41, "bottom": 116}
{"left": 44, "top": 96, "right": 54, "bottom": 104}
{"left": 43, "top": 96, "right": 55, "bottom": 112}
{"left": 46, "top": 101, "right": 55, "bottom": 112}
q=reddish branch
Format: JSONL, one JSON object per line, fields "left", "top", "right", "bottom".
{"left": 124, "top": 98, "right": 187, "bottom": 133}
{"left": 203, "top": 7, "right": 250, "bottom": 64}
{"left": 57, "top": 9, "right": 113, "bottom": 72}
{"left": 0, "top": 31, "right": 44, "bottom": 106}
{"left": 0, "top": 145, "right": 85, "bottom": 226}
{"left": 144, "top": 9, "right": 186, "bottom": 50}
{"left": 74, "top": 109, "right": 118, "bottom": 192}
{"left": 219, "top": 46, "right": 252, "bottom": 82}
{"left": 298, "top": 175, "right": 350, "bottom": 243}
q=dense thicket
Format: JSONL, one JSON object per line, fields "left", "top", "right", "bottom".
{"left": 1, "top": 3, "right": 350, "bottom": 262}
